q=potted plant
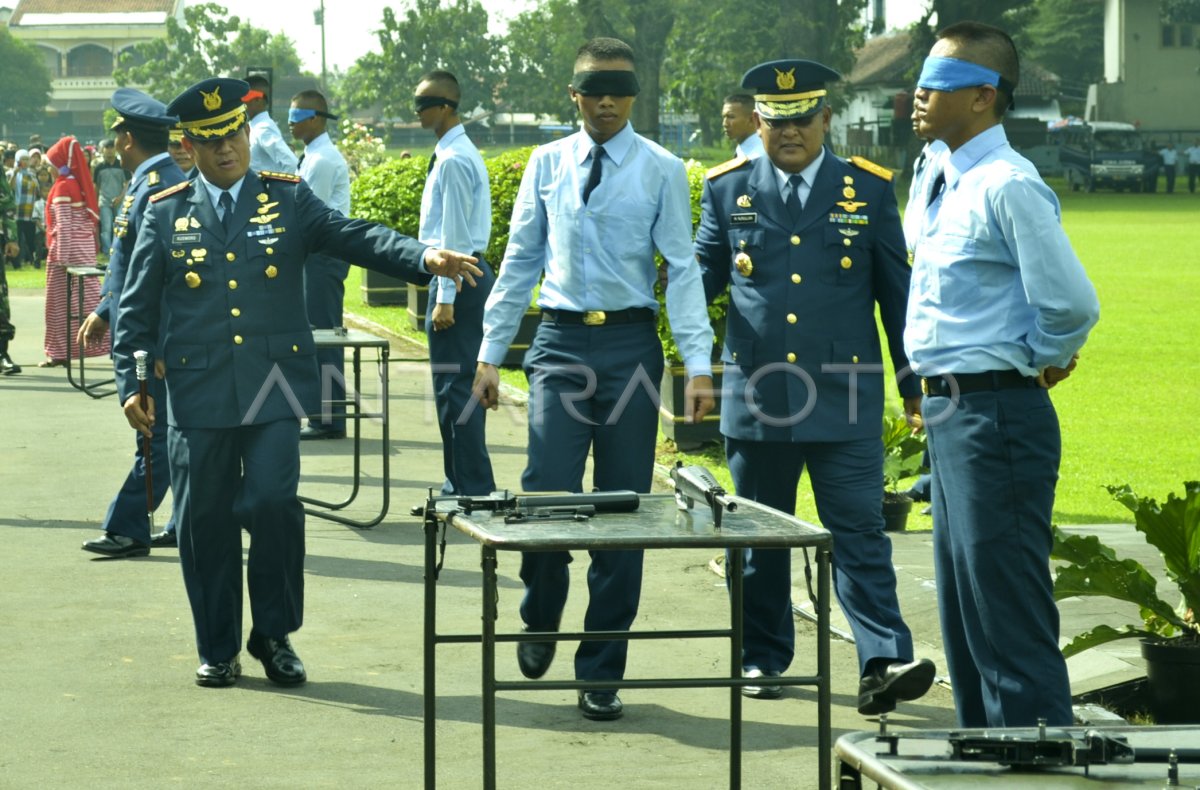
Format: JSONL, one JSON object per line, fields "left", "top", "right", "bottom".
{"left": 1051, "top": 481, "right": 1200, "bottom": 723}
{"left": 881, "top": 413, "right": 927, "bottom": 532}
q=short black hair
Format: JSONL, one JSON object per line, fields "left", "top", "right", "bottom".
{"left": 291, "top": 89, "right": 329, "bottom": 114}
{"left": 575, "top": 37, "right": 636, "bottom": 69}
{"left": 100, "top": 138, "right": 115, "bottom": 150}
{"left": 722, "top": 94, "right": 755, "bottom": 111}
{"left": 418, "top": 70, "right": 461, "bottom": 104}
{"left": 936, "top": 21, "right": 1019, "bottom": 118}
{"left": 120, "top": 122, "right": 169, "bottom": 154}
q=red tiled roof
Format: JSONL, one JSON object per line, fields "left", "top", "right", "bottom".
{"left": 10, "top": 0, "right": 177, "bottom": 24}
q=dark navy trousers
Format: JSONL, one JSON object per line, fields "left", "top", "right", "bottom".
{"left": 924, "top": 386, "right": 1072, "bottom": 727}
{"left": 425, "top": 265, "right": 496, "bottom": 496}
{"left": 168, "top": 419, "right": 304, "bottom": 665}
{"left": 725, "top": 436, "right": 914, "bottom": 676}
{"left": 102, "top": 374, "right": 176, "bottom": 543}
{"left": 303, "top": 252, "right": 350, "bottom": 432}
{"left": 518, "top": 320, "right": 664, "bottom": 688}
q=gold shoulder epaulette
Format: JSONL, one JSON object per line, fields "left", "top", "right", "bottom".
{"left": 706, "top": 156, "right": 750, "bottom": 181}
{"left": 149, "top": 181, "right": 191, "bottom": 203}
{"left": 849, "top": 155, "right": 893, "bottom": 182}
{"left": 259, "top": 170, "right": 301, "bottom": 183}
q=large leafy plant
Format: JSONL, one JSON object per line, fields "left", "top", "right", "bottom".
{"left": 1052, "top": 481, "right": 1200, "bottom": 657}
{"left": 882, "top": 413, "right": 927, "bottom": 495}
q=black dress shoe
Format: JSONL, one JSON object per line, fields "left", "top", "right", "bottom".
{"left": 516, "top": 626, "right": 557, "bottom": 679}
{"left": 857, "top": 657, "right": 936, "bottom": 715}
{"left": 196, "top": 657, "right": 241, "bottom": 687}
{"left": 149, "top": 530, "right": 177, "bottom": 548}
{"left": 578, "top": 691, "right": 623, "bottom": 721}
{"left": 247, "top": 630, "right": 307, "bottom": 686}
{"left": 300, "top": 425, "right": 346, "bottom": 440}
{"left": 742, "top": 668, "right": 783, "bottom": 700}
{"left": 82, "top": 533, "right": 150, "bottom": 558}
{"left": 1, "top": 354, "right": 20, "bottom": 376}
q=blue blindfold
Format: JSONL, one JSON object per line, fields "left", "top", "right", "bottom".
{"left": 918, "top": 56, "right": 1016, "bottom": 108}
{"left": 288, "top": 107, "right": 340, "bottom": 123}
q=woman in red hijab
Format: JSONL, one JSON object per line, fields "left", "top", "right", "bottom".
{"left": 41, "top": 136, "right": 109, "bottom": 366}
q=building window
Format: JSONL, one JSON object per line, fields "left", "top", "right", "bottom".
{"left": 66, "top": 44, "right": 113, "bottom": 78}
{"left": 36, "top": 45, "right": 61, "bottom": 78}
{"left": 1181, "top": 25, "right": 1195, "bottom": 48}
{"left": 1163, "top": 23, "right": 1176, "bottom": 47}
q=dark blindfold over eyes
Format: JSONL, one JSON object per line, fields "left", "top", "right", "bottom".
{"left": 414, "top": 96, "right": 459, "bottom": 113}
{"left": 570, "top": 70, "right": 641, "bottom": 97}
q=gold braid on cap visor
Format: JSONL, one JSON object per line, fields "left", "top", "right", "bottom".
{"left": 753, "top": 89, "right": 826, "bottom": 117}
{"left": 180, "top": 105, "right": 248, "bottom": 139}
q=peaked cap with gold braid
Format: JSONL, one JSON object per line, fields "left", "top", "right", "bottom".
{"left": 166, "top": 78, "right": 251, "bottom": 141}
{"left": 740, "top": 59, "right": 841, "bottom": 121}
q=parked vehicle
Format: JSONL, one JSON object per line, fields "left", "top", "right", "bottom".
{"left": 1053, "top": 121, "right": 1160, "bottom": 193}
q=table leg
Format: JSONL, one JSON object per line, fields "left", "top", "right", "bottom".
{"left": 482, "top": 545, "right": 498, "bottom": 790}
{"left": 423, "top": 506, "right": 438, "bottom": 789}
{"left": 729, "top": 548, "right": 743, "bottom": 790}
{"left": 818, "top": 546, "right": 832, "bottom": 790}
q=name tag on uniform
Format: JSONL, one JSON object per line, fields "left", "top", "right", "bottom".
{"left": 172, "top": 232, "right": 202, "bottom": 244}
{"left": 730, "top": 212, "right": 757, "bottom": 224}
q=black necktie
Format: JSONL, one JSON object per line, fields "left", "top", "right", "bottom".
{"left": 582, "top": 145, "right": 604, "bottom": 205}
{"left": 426, "top": 152, "right": 437, "bottom": 177}
{"left": 927, "top": 172, "right": 946, "bottom": 207}
{"left": 785, "top": 174, "right": 804, "bottom": 222}
{"left": 218, "top": 190, "right": 234, "bottom": 230}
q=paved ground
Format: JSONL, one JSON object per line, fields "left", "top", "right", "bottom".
{"left": 0, "top": 289, "right": 1154, "bottom": 788}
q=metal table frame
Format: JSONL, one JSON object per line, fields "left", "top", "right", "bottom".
{"left": 64, "top": 265, "right": 116, "bottom": 398}
{"left": 421, "top": 494, "right": 833, "bottom": 790}
{"left": 298, "top": 328, "right": 390, "bottom": 528}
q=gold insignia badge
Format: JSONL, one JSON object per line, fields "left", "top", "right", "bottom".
{"left": 148, "top": 171, "right": 160, "bottom": 186}
{"left": 249, "top": 213, "right": 280, "bottom": 224}
{"left": 843, "top": 186, "right": 857, "bottom": 199}
{"left": 200, "top": 85, "right": 222, "bottom": 112}
{"left": 189, "top": 216, "right": 201, "bottom": 229}
{"left": 185, "top": 271, "right": 202, "bottom": 288}
{"left": 775, "top": 67, "right": 796, "bottom": 90}
{"left": 907, "top": 250, "right": 915, "bottom": 265}
{"left": 171, "top": 249, "right": 186, "bottom": 258}
{"left": 736, "top": 194, "right": 752, "bottom": 208}
{"left": 256, "top": 192, "right": 269, "bottom": 203}
{"left": 734, "top": 252, "right": 754, "bottom": 277}
{"left": 257, "top": 202, "right": 279, "bottom": 214}
{"left": 836, "top": 200, "right": 868, "bottom": 213}
{"left": 191, "top": 248, "right": 207, "bottom": 259}
{"left": 838, "top": 229, "right": 860, "bottom": 237}
{"left": 841, "top": 256, "right": 853, "bottom": 269}
{"left": 738, "top": 239, "right": 747, "bottom": 249}
{"left": 174, "top": 218, "right": 189, "bottom": 232}
{"left": 844, "top": 176, "right": 854, "bottom": 185}
{"left": 123, "top": 196, "right": 135, "bottom": 206}
{"left": 265, "top": 265, "right": 278, "bottom": 279}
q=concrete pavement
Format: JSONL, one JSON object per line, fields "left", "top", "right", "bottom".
{"left": 0, "top": 287, "right": 1149, "bottom": 788}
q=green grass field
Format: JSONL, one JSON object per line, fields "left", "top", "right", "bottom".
{"left": 11, "top": 183, "right": 1194, "bottom": 525}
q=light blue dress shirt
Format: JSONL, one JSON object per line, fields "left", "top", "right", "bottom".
{"left": 735, "top": 132, "right": 765, "bottom": 160}
{"left": 299, "top": 132, "right": 350, "bottom": 216}
{"left": 905, "top": 125, "right": 1099, "bottom": 376}
{"left": 198, "top": 173, "right": 245, "bottom": 220}
{"left": 479, "top": 122, "right": 713, "bottom": 378}
{"left": 772, "top": 147, "right": 824, "bottom": 208}
{"left": 419, "top": 124, "right": 491, "bottom": 306}
{"left": 248, "top": 111, "right": 299, "bottom": 175}
{"left": 903, "top": 139, "right": 948, "bottom": 251}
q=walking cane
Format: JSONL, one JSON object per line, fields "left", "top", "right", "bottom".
{"left": 133, "top": 350, "right": 155, "bottom": 534}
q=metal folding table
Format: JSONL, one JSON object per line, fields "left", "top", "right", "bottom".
{"left": 298, "top": 327, "right": 390, "bottom": 528}
{"left": 64, "top": 265, "right": 115, "bottom": 398}
{"left": 421, "top": 493, "right": 834, "bottom": 789}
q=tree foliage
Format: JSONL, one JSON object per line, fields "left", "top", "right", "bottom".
{"left": 339, "top": 0, "right": 500, "bottom": 120}
{"left": 1162, "top": 0, "right": 1200, "bottom": 23}
{"left": 500, "top": 0, "right": 584, "bottom": 120}
{"left": 114, "top": 2, "right": 304, "bottom": 99}
{"left": 0, "top": 28, "right": 52, "bottom": 128}
{"left": 1024, "top": 0, "right": 1104, "bottom": 89}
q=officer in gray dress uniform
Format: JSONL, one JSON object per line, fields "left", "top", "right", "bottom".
{"left": 113, "top": 78, "right": 481, "bottom": 688}
{"left": 694, "top": 60, "right": 935, "bottom": 715}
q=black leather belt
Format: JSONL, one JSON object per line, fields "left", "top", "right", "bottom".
{"left": 921, "top": 369, "right": 1037, "bottom": 396}
{"left": 540, "top": 307, "right": 655, "bottom": 326}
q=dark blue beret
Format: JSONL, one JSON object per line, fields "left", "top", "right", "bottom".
{"left": 740, "top": 59, "right": 841, "bottom": 120}
{"left": 110, "top": 88, "right": 178, "bottom": 130}
{"left": 167, "top": 78, "right": 251, "bottom": 141}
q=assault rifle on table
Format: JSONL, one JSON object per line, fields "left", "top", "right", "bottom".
{"left": 452, "top": 490, "right": 640, "bottom": 524}
{"left": 671, "top": 462, "right": 737, "bottom": 529}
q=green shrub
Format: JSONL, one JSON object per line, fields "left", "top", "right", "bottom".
{"left": 348, "top": 156, "right": 428, "bottom": 238}
{"left": 484, "top": 146, "right": 536, "bottom": 270}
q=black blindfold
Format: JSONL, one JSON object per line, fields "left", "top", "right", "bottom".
{"left": 570, "top": 70, "right": 641, "bottom": 97}
{"left": 414, "top": 95, "right": 459, "bottom": 113}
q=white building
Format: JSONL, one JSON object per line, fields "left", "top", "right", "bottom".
{"left": 8, "top": 0, "right": 183, "bottom": 139}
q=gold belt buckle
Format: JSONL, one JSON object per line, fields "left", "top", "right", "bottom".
{"left": 583, "top": 310, "right": 607, "bottom": 326}
{"left": 921, "top": 378, "right": 930, "bottom": 395}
